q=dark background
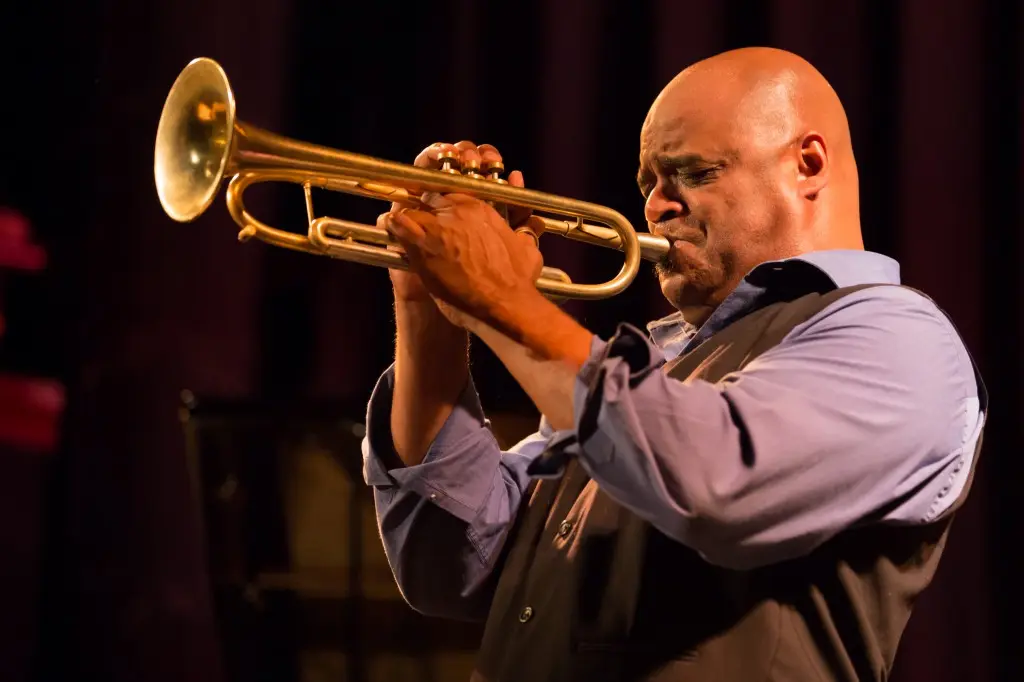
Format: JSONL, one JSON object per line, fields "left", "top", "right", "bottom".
{"left": 0, "top": 0, "right": 1020, "bottom": 680}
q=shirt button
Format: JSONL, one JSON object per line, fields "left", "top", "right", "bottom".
{"left": 557, "top": 520, "right": 573, "bottom": 537}
{"left": 518, "top": 606, "right": 533, "bottom": 623}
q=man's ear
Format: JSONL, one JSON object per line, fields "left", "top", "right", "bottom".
{"left": 796, "top": 132, "right": 829, "bottom": 199}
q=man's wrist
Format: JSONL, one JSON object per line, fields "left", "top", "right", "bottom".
{"left": 395, "top": 300, "right": 470, "bottom": 380}
{"left": 396, "top": 300, "right": 468, "bottom": 341}
{"left": 490, "top": 288, "right": 593, "bottom": 370}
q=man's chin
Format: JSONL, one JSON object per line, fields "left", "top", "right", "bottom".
{"left": 657, "top": 268, "right": 692, "bottom": 299}
{"left": 658, "top": 271, "right": 715, "bottom": 322}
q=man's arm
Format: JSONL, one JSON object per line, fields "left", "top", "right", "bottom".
{"left": 363, "top": 361, "right": 547, "bottom": 620}
{"left": 467, "top": 291, "right": 592, "bottom": 431}
{"left": 365, "top": 141, "right": 558, "bottom": 620}
{"left": 390, "top": 300, "right": 470, "bottom": 465}
{"left": 470, "top": 285, "right": 983, "bottom": 570}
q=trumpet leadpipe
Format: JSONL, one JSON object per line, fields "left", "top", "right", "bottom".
{"left": 537, "top": 217, "right": 670, "bottom": 263}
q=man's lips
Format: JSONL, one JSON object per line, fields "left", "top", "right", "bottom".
{"left": 653, "top": 238, "right": 700, "bottom": 274}
{"left": 661, "top": 231, "right": 706, "bottom": 251}
{"left": 668, "top": 234, "right": 701, "bottom": 246}
{"left": 650, "top": 222, "right": 706, "bottom": 247}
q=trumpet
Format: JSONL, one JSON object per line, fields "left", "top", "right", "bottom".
{"left": 154, "top": 58, "right": 670, "bottom": 300}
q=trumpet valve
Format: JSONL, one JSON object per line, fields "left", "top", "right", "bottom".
{"left": 438, "top": 149, "right": 461, "bottom": 174}
{"left": 484, "top": 159, "right": 508, "bottom": 184}
{"left": 462, "top": 158, "right": 484, "bottom": 180}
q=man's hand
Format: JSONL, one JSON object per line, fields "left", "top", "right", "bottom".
{"left": 383, "top": 142, "right": 533, "bottom": 302}
{"left": 381, "top": 141, "right": 545, "bottom": 336}
{"left": 383, "top": 142, "right": 531, "bottom": 329}
{"left": 383, "top": 142, "right": 463, "bottom": 306}
{"left": 386, "top": 192, "right": 544, "bottom": 332}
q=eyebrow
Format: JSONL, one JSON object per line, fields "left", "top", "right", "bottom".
{"left": 655, "top": 153, "right": 714, "bottom": 172}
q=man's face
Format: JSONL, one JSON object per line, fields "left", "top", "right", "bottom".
{"left": 638, "top": 97, "right": 793, "bottom": 324}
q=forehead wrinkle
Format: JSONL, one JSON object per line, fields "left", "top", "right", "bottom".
{"left": 640, "top": 115, "right": 692, "bottom": 168}
{"left": 640, "top": 117, "right": 738, "bottom": 171}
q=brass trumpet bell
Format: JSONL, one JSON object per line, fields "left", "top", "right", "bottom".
{"left": 155, "top": 58, "right": 236, "bottom": 223}
{"left": 154, "top": 58, "right": 670, "bottom": 300}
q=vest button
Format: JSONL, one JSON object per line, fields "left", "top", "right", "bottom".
{"left": 557, "top": 520, "right": 573, "bottom": 537}
{"left": 518, "top": 606, "right": 533, "bottom": 623}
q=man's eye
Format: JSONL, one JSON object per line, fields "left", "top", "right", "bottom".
{"left": 680, "top": 168, "right": 716, "bottom": 187}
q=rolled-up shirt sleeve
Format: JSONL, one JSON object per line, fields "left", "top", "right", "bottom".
{"left": 361, "top": 365, "right": 548, "bottom": 620}
{"left": 561, "top": 285, "right": 983, "bottom": 570}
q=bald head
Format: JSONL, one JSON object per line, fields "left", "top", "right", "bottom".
{"left": 639, "top": 47, "right": 862, "bottom": 323}
{"left": 649, "top": 47, "right": 856, "bottom": 186}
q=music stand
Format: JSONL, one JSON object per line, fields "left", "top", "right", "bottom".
{"left": 178, "top": 391, "right": 485, "bottom": 682}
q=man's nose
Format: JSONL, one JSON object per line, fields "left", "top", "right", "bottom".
{"left": 644, "top": 184, "right": 686, "bottom": 225}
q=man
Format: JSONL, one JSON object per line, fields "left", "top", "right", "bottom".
{"left": 361, "top": 47, "right": 985, "bottom": 681}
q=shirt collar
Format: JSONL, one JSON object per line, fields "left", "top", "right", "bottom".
{"left": 646, "top": 250, "right": 902, "bottom": 361}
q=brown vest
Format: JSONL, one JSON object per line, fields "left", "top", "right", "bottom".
{"left": 470, "top": 284, "right": 986, "bottom": 682}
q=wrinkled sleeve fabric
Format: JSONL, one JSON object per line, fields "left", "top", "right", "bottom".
{"left": 361, "top": 365, "right": 550, "bottom": 621}
{"left": 562, "top": 285, "right": 983, "bottom": 570}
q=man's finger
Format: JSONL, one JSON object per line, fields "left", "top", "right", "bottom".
{"left": 514, "top": 216, "right": 544, "bottom": 252}
{"left": 397, "top": 143, "right": 457, "bottom": 213}
{"left": 419, "top": 192, "right": 454, "bottom": 209}
{"left": 514, "top": 228, "right": 539, "bottom": 248}
{"left": 412, "top": 142, "right": 457, "bottom": 169}
{"left": 400, "top": 209, "right": 442, "bottom": 233}
{"left": 378, "top": 212, "right": 398, "bottom": 243}
{"left": 519, "top": 215, "right": 546, "bottom": 240}
{"left": 455, "top": 141, "right": 483, "bottom": 175}
{"left": 421, "top": 192, "right": 479, "bottom": 209}
{"left": 385, "top": 211, "right": 428, "bottom": 243}
{"left": 476, "top": 143, "right": 503, "bottom": 168}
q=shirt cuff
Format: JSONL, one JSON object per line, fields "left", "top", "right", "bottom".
{"left": 360, "top": 363, "right": 503, "bottom": 523}
{"left": 525, "top": 325, "right": 664, "bottom": 477}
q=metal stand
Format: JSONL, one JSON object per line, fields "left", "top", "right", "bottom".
{"left": 178, "top": 392, "right": 483, "bottom": 682}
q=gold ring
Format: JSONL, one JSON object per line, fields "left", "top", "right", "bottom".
{"left": 514, "top": 227, "right": 540, "bottom": 248}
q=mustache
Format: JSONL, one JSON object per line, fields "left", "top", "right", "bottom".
{"left": 651, "top": 218, "right": 707, "bottom": 274}
{"left": 649, "top": 216, "right": 706, "bottom": 242}
{"left": 654, "top": 260, "right": 674, "bottom": 278}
